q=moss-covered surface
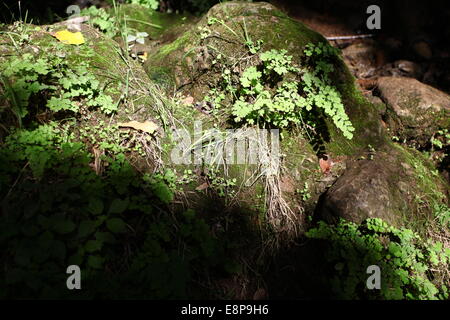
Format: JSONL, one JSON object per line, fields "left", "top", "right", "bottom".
{"left": 1, "top": 1, "right": 448, "bottom": 300}
{"left": 2, "top": 2, "right": 445, "bottom": 232}
{"left": 145, "top": 2, "right": 324, "bottom": 97}
{"left": 143, "top": 1, "right": 396, "bottom": 224}
{"left": 1, "top": 22, "right": 156, "bottom": 123}
{"left": 377, "top": 77, "right": 450, "bottom": 148}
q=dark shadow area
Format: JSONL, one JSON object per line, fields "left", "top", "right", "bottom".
{"left": 313, "top": 191, "right": 333, "bottom": 225}
{"left": 1, "top": 0, "right": 448, "bottom": 301}
{"left": 265, "top": 217, "right": 445, "bottom": 300}
{"left": 272, "top": 0, "right": 450, "bottom": 94}
{"left": 300, "top": 107, "right": 330, "bottom": 159}
{"left": 0, "top": 139, "right": 264, "bottom": 298}
{"left": 1, "top": 0, "right": 75, "bottom": 24}
{"left": 263, "top": 238, "right": 333, "bottom": 299}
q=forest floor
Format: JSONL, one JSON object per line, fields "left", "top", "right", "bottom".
{"left": 0, "top": 0, "right": 449, "bottom": 300}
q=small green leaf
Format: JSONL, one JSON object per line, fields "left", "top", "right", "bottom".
{"left": 53, "top": 219, "right": 76, "bottom": 234}
{"left": 106, "top": 218, "right": 127, "bottom": 233}
{"left": 152, "top": 182, "right": 173, "bottom": 204}
{"left": 95, "top": 231, "right": 116, "bottom": 244}
{"left": 108, "top": 198, "right": 129, "bottom": 214}
{"left": 78, "top": 220, "right": 97, "bottom": 238}
{"left": 87, "top": 255, "right": 104, "bottom": 269}
{"left": 88, "top": 197, "right": 104, "bottom": 215}
{"left": 85, "top": 240, "right": 103, "bottom": 253}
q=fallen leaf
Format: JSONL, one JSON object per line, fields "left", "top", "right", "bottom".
{"left": 52, "top": 29, "right": 85, "bottom": 45}
{"left": 182, "top": 96, "right": 194, "bottom": 105}
{"left": 138, "top": 51, "right": 148, "bottom": 62}
{"left": 195, "top": 182, "right": 209, "bottom": 191}
{"left": 319, "top": 157, "right": 331, "bottom": 174}
{"left": 118, "top": 120, "right": 158, "bottom": 134}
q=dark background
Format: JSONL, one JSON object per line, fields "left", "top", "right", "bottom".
{"left": 1, "top": 0, "right": 449, "bottom": 53}
{"left": 1, "top": 1, "right": 449, "bottom": 95}
{"left": 1, "top": 1, "right": 449, "bottom": 38}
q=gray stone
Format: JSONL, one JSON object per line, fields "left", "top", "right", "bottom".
{"left": 316, "top": 146, "right": 448, "bottom": 227}
{"left": 377, "top": 76, "right": 450, "bottom": 146}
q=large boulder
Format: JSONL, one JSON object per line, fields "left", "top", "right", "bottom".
{"left": 316, "top": 143, "right": 449, "bottom": 229}
{"left": 341, "top": 40, "right": 383, "bottom": 79}
{"left": 377, "top": 76, "right": 450, "bottom": 147}
{"left": 134, "top": 2, "right": 449, "bottom": 236}
{"left": 141, "top": 1, "right": 448, "bottom": 234}
{"left": 144, "top": 1, "right": 325, "bottom": 96}
{"left": 142, "top": 2, "right": 390, "bottom": 224}
{"left": 144, "top": 1, "right": 387, "bottom": 151}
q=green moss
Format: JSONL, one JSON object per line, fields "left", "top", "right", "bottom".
{"left": 325, "top": 77, "right": 388, "bottom": 156}
{"left": 144, "top": 2, "right": 330, "bottom": 100}
{"left": 389, "top": 142, "right": 448, "bottom": 234}
{"left": 395, "top": 143, "right": 447, "bottom": 200}
{"left": 281, "top": 131, "right": 317, "bottom": 179}
{"left": 155, "top": 31, "right": 193, "bottom": 60}
{"left": 147, "top": 65, "right": 176, "bottom": 88}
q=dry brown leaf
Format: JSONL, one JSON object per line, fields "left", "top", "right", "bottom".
{"left": 118, "top": 120, "right": 158, "bottom": 134}
{"left": 92, "top": 147, "right": 104, "bottom": 175}
{"left": 182, "top": 96, "right": 194, "bottom": 105}
{"left": 195, "top": 182, "right": 209, "bottom": 191}
{"left": 319, "top": 158, "right": 332, "bottom": 174}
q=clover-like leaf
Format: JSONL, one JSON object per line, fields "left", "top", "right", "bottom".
{"left": 106, "top": 218, "right": 127, "bottom": 234}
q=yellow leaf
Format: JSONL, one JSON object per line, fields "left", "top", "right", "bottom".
{"left": 118, "top": 120, "right": 159, "bottom": 134}
{"left": 138, "top": 51, "right": 148, "bottom": 62}
{"left": 53, "top": 30, "right": 85, "bottom": 45}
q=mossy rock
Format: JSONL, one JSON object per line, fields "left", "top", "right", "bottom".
{"left": 143, "top": 1, "right": 383, "bottom": 211}
{"left": 144, "top": 1, "right": 386, "bottom": 152}
{"left": 143, "top": 1, "right": 448, "bottom": 233}
{"left": 144, "top": 2, "right": 322, "bottom": 93}
{"left": 316, "top": 142, "right": 449, "bottom": 231}
{"left": 377, "top": 76, "right": 450, "bottom": 147}
{"left": 0, "top": 22, "right": 159, "bottom": 124}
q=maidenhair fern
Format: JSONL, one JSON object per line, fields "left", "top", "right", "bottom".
{"left": 210, "top": 42, "right": 355, "bottom": 139}
{"left": 1, "top": 50, "right": 118, "bottom": 118}
{"left": 306, "top": 218, "right": 450, "bottom": 300}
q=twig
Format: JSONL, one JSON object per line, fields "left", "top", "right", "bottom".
{"left": 326, "top": 34, "right": 374, "bottom": 41}
{"left": 63, "top": 16, "right": 90, "bottom": 25}
{"left": 5, "top": 161, "right": 29, "bottom": 199}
